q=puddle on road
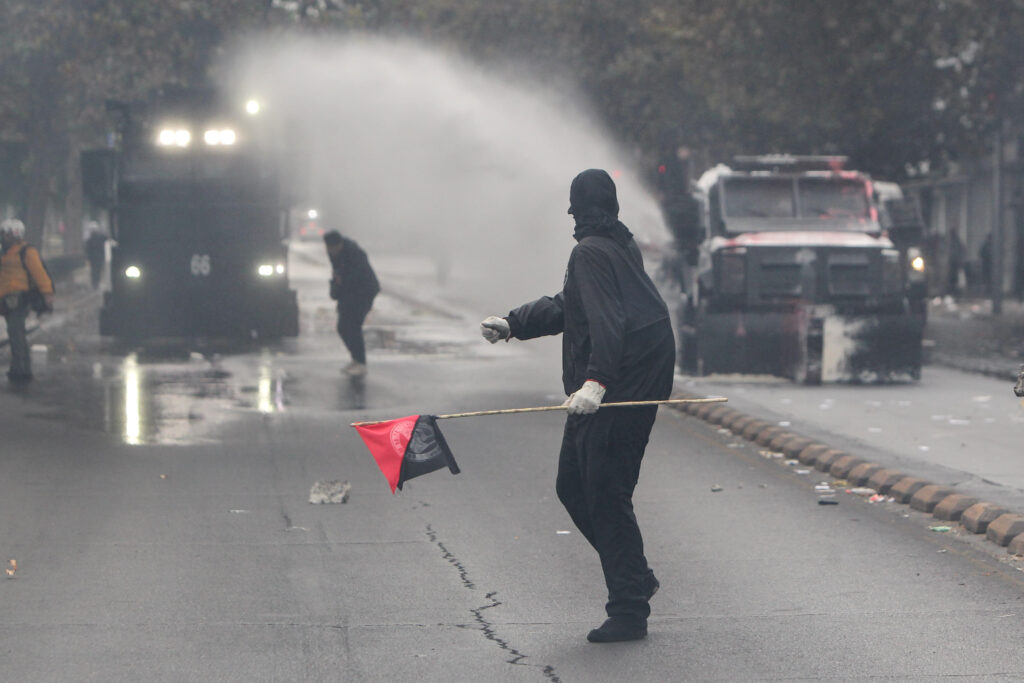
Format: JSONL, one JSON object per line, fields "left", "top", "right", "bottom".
{"left": 6, "top": 292, "right": 480, "bottom": 445}
{"left": 10, "top": 341, "right": 291, "bottom": 446}
{"left": 7, "top": 328, "right": 466, "bottom": 445}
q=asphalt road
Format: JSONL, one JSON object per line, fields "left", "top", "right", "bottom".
{"left": 1, "top": 248, "right": 1024, "bottom": 681}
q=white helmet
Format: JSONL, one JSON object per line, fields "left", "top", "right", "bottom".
{"left": 0, "top": 218, "right": 25, "bottom": 239}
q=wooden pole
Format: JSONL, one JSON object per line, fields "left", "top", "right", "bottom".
{"left": 351, "top": 397, "right": 727, "bottom": 427}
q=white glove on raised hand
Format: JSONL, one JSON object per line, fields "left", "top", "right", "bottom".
{"left": 480, "top": 316, "right": 510, "bottom": 344}
{"left": 565, "top": 380, "right": 606, "bottom": 415}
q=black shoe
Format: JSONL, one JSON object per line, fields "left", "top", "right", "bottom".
{"left": 644, "top": 571, "right": 660, "bottom": 600}
{"left": 586, "top": 616, "right": 648, "bottom": 643}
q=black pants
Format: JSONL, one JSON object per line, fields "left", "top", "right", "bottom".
{"left": 88, "top": 259, "right": 103, "bottom": 289}
{"left": 336, "top": 297, "right": 374, "bottom": 364}
{"left": 556, "top": 405, "right": 658, "bottom": 620}
{"left": 4, "top": 301, "right": 31, "bottom": 379}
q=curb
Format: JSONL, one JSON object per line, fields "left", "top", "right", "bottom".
{"left": 670, "top": 388, "right": 1024, "bottom": 557}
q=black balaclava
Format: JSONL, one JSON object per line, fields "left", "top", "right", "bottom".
{"left": 568, "top": 169, "right": 632, "bottom": 245}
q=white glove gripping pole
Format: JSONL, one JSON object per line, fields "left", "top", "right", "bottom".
{"left": 351, "top": 397, "right": 727, "bottom": 426}
{"left": 566, "top": 380, "right": 606, "bottom": 415}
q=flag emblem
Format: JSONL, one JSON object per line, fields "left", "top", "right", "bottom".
{"left": 354, "top": 415, "right": 460, "bottom": 493}
{"left": 389, "top": 419, "right": 415, "bottom": 455}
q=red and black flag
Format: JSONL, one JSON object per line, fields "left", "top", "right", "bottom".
{"left": 354, "top": 415, "right": 460, "bottom": 493}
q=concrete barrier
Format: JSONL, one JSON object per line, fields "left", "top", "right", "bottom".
{"left": 848, "top": 463, "right": 884, "bottom": 487}
{"left": 889, "top": 477, "right": 929, "bottom": 504}
{"left": 985, "top": 514, "right": 1024, "bottom": 547}
{"left": 755, "top": 426, "right": 785, "bottom": 447}
{"left": 814, "top": 449, "right": 846, "bottom": 473}
{"left": 830, "top": 455, "right": 866, "bottom": 479}
{"left": 797, "top": 444, "right": 830, "bottom": 466}
{"left": 932, "top": 494, "right": 979, "bottom": 521}
{"left": 866, "top": 469, "right": 907, "bottom": 495}
{"left": 909, "top": 486, "right": 956, "bottom": 514}
{"left": 961, "top": 502, "right": 1010, "bottom": 534}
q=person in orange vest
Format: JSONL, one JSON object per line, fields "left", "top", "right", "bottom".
{"left": 0, "top": 219, "right": 53, "bottom": 384}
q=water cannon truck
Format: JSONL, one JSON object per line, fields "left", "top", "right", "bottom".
{"left": 671, "top": 155, "right": 925, "bottom": 383}
{"left": 80, "top": 89, "right": 300, "bottom": 340}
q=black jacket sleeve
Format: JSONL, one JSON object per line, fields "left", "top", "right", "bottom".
{"left": 572, "top": 243, "right": 626, "bottom": 388}
{"left": 506, "top": 292, "right": 565, "bottom": 340}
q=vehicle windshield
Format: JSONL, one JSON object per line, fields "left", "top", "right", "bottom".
{"left": 723, "top": 177, "right": 793, "bottom": 218}
{"left": 722, "top": 176, "right": 872, "bottom": 229}
{"left": 799, "top": 177, "right": 870, "bottom": 220}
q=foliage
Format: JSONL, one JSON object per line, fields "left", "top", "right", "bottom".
{"left": 368, "top": 0, "right": 1023, "bottom": 179}
{"left": 0, "top": 0, "right": 268, "bottom": 243}
{"left": 1, "top": 0, "right": 1021, "bottom": 244}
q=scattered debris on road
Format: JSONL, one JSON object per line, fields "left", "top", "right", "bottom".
{"left": 847, "top": 487, "right": 877, "bottom": 496}
{"left": 309, "top": 480, "right": 351, "bottom": 504}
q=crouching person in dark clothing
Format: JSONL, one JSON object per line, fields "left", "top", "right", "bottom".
{"left": 324, "top": 230, "right": 380, "bottom": 377}
{"left": 480, "top": 169, "right": 675, "bottom": 642}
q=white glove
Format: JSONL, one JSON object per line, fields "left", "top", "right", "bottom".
{"left": 480, "top": 316, "right": 510, "bottom": 344}
{"left": 566, "top": 380, "right": 606, "bottom": 415}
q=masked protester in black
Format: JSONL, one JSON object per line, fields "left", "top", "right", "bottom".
{"left": 324, "top": 230, "right": 380, "bottom": 377}
{"left": 480, "top": 169, "right": 675, "bottom": 642}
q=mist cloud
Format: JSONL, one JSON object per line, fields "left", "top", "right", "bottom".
{"left": 225, "top": 34, "right": 669, "bottom": 305}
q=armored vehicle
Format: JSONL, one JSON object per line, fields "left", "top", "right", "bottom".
{"left": 81, "top": 90, "right": 299, "bottom": 340}
{"left": 674, "top": 155, "right": 924, "bottom": 383}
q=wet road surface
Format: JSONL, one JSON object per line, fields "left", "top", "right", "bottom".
{"left": 1, "top": 249, "right": 1024, "bottom": 680}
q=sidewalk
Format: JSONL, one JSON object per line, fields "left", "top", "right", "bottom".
{"left": 924, "top": 297, "right": 1024, "bottom": 382}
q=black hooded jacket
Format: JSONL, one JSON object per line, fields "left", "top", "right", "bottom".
{"left": 505, "top": 169, "right": 674, "bottom": 401}
{"left": 329, "top": 236, "right": 380, "bottom": 305}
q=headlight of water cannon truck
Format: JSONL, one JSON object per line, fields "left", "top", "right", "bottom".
{"left": 908, "top": 247, "right": 926, "bottom": 281}
{"left": 157, "top": 129, "right": 191, "bottom": 148}
{"left": 203, "top": 128, "right": 237, "bottom": 146}
{"left": 257, "top": 263, "right": 286, "bottom": 277}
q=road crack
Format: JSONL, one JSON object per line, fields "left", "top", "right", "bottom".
{"left": 425, "top": 524, "right": 561, "bottom": 682}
